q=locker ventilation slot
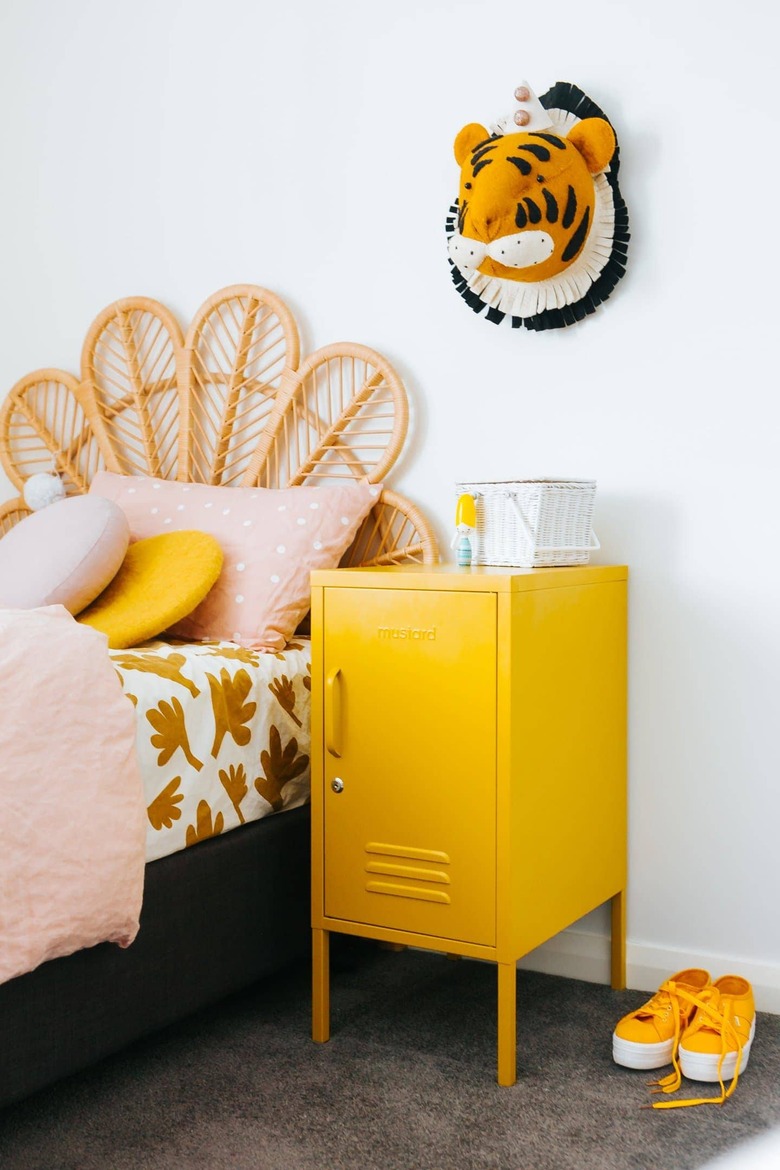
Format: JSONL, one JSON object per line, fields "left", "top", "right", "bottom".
{"left": 364, "top": 843, "right": 451, "bottom": 905}
{"left": 365, "top": 842, "right": 450, "bottom": 865}
{"left": 365, "top": 882, "right": 450, "bottom": 905}
{"left": 366, "top": 861, "right": 450, "bottom": 885}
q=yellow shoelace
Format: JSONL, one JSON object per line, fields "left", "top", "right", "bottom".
{"left": 646, "top": 985, "right": 744, "bottom": 1109}
{"left": 630, "top": 979, "right": 689, "bottom": 1026}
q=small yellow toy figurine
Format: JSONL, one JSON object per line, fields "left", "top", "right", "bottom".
{"left": 452, "top": 493, "right": 477, "bottom": 566}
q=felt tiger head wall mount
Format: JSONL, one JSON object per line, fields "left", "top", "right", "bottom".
{"left": 446, "top": 81, "right": 630, "bottom": 330}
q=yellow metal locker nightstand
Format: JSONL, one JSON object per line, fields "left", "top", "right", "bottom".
{"left": 310, "top": 563, "right": 627, "bottom": 1085}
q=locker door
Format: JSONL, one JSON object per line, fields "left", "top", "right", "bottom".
{"left": 322, "top": 587, "right": 496, "bottom": 946}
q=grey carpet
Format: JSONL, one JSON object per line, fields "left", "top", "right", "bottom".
{"left": 1, "top": 942, "right": 779, "bottom": 1170}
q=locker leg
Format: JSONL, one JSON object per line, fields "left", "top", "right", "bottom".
{"left": 312, "top": 928, "right": 331, "bottom": 1043}
{"left": 497, "top": 962, "right": 517, "bottom": 1087}
{"left": 611, "top": 890, "right": 626, "bottom": 990}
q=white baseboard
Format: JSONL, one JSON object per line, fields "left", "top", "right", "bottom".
{"left": 518, "top": 930, "right": 780, "bottom": 1015}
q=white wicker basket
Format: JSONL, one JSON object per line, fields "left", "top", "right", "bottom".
{"left": 456, "top": 479, "right": 599, "bottom": 567}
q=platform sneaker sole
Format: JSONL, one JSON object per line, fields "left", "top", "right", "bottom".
{"left": 679, "top": 1017, "right": 756, "bottom": 1082}
{"left": 612, "top": 1033, "right": 675, "bottom": 1070}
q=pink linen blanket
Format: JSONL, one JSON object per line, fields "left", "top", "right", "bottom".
{"left": 0, "top": 606, "right": 145, "bottom": 984}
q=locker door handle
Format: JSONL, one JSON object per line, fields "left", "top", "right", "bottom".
{"left": 325, "top": 667, "right": 343, "bottom": 758}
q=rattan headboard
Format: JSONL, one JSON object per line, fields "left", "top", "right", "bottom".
{"left": 0, "top": 284, "right": 437, "bottom": 566}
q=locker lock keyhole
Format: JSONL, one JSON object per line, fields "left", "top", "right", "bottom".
{"left": 331, "top": 778, "right": 344, "bottom": 793}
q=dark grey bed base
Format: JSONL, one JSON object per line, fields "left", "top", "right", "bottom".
{"left": 0, "top": 804, "right": 311, "bottom": 1108}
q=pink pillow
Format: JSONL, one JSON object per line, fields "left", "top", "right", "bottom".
{"left": 89, "top": 472, "right": 380, "bottom": 651}
{"left": 0, "top": 495, "right": 129, "bottom": 615}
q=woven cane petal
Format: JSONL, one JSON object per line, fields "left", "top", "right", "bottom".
{"left": 0, "top": 497, "right": 31, "bottom": 536}
{"left": 341, "top": 489, "right": 437, "bottom": 567}
{"left": 182, "top": 284, "right": 300, "bottom": 486}
{"left": 80, "top": 297, "right": 185, "bottom": 480}
{"left": 248, "top": 343, "right": 408, "bottom": 489}
{"left": 0, "top": 368, "right": 105, "bottom": 494}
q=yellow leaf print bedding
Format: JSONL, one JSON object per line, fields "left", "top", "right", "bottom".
{"left": 110, "top": 637, "right": 312, "bottom": 862}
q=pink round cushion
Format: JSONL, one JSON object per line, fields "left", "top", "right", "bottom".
{"left": 0, "top": 495, "right": 130, "bottom": 615}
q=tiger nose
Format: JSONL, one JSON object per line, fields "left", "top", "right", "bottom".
{"left": 465, "top": 186, "right": 503, "bottom": 236}
{"left": 480, "top": 216, "right": 505, "bottom": 242}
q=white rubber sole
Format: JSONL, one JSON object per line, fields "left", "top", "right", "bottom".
{"left": 679, "top": 1017, "right": 755, "bottom": 1083}
{"left": 612, "top": 1033, "right": 674, "bottom": 1070}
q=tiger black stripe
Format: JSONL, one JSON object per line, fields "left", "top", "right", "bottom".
{"left": 470, "top": 135, "right": 500, "bottom": 162}
{"left": 471, "top": 142, "right": 499, "bottom": 166}
{"left": 506, "top": 155, "right": 532, "bottom": 176}
{"left": 561, "top": 206, "right": 591, "bottom": 262}
{"left": 530, "top": 132, "right": 566, "bottom": 150}
{"left": 562, "top": 185, "right": 577, "bottom": 229}
{"left": 542, "top": 188, "right": 558, "bottom": 223}
{"left": 457, "top": 201, "right": 468, "bottom": 233}
{"left": 523, "top": 197, "right": 541, "bottom": 224}
{"left": 472, "top": 158, "right": 493, "bottom": 177}
{"left": 515, "top": 202, "right": 527, "bottom": 229}
{"left": 517, "top": 143, "right": 551, "bottom": 162}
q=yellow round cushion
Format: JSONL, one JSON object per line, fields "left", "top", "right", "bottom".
{"left": 78, "top": 531, "right": 224, "bottom": 649}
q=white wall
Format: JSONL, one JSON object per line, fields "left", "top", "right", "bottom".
{"left": 2, "top": 0, "right": 779, "bottom": 1004}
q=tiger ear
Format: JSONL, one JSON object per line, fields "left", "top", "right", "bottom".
{"left": 454, "top": 123, "right": 490, "bottom": 166}
{"left": 566, "top": 117, "right": 616, "bottom": 174}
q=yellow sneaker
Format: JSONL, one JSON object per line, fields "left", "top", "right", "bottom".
{"left": 679, "top": 976, "right": 755, "bottom": 1081}
{"left": 650, "top": 976, "right": 755, "bottom": 1109}
{"left": 612, "top": 969, "right": 711, "bottom": 1070}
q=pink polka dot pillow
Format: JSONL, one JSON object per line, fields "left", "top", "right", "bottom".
{"left": 89, "top": 472, "right": 380, "bottom": 652}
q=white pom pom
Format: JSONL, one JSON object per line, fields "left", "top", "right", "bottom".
{"left": 23, "top": 472, "right": 66, "bottom": 511}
